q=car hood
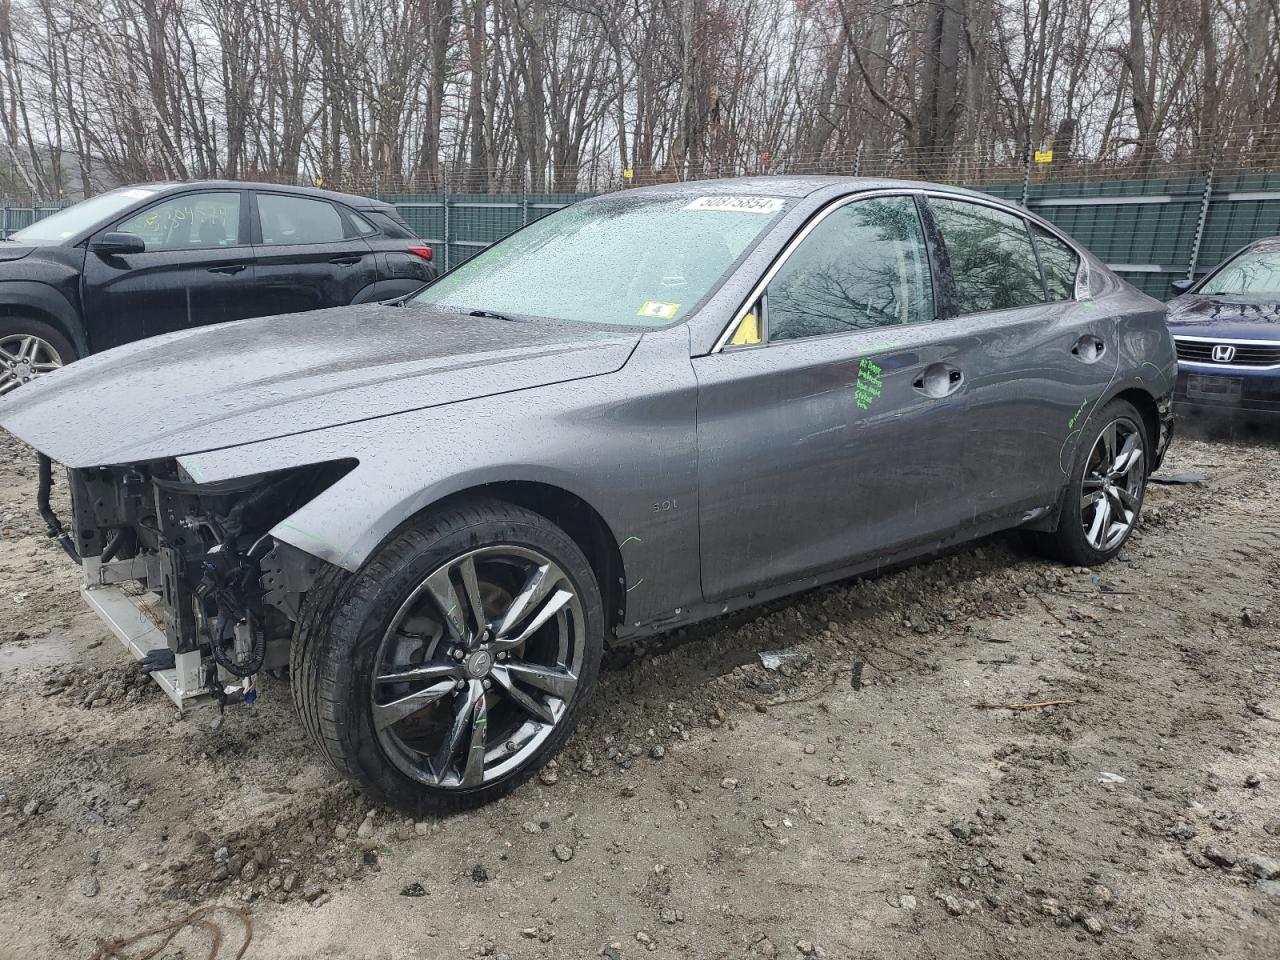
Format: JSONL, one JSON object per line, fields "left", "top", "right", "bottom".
{"left": 0, "top": 243, "right": 36, "bottom": 263}
{"left": 0, "top": 304, "right": 640, "bottom": 467}
{"left": 1166, "top": 293, "right": 1280, "bottom": 339}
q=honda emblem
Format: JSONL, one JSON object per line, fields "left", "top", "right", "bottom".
{"left": 1210, "top": 344, "right": 1236, "bottom": 363}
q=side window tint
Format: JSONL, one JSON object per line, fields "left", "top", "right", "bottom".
{"left": 1032, "top": 225, "right": 1079, "bottom": 301}
{"left": 117, "top": 193, "right": 241, "bottom": 251}
{"left": 930, "top": 198, "right": 1044, "bottom": 313}
{"left": 257, "top": 194, "right": 345, "bottom": 245}
{"left": 767, "top": 196, "right": 933, "bottom": 342}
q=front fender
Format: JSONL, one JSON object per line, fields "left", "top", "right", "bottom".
{"left": 178, "top": 326, "right": 702, "bottom": 629}
{"left": 0, "top": 280, "right": 86, "bottom": 356}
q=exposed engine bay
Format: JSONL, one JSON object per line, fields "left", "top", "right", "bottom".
{"left": 40, "top": 454, "right": 349, "bottom": 718}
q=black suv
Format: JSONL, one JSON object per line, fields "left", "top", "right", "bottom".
{"left": 0, "top": 181, "right": 436, "bottom": 395}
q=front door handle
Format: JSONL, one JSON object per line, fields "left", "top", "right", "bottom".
{"left": 329, "top": 255, "right": 362, "bottom": 266}
{"left": 1072, "top": 335, "right": 1106, "bottom": 363}
{"left": 208, "top": 264, "right": 246, "bottom": 275}
{"left": 912, "top": 363, "right": 963, "bottom": 399}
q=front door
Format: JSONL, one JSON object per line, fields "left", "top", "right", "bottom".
{"left": 81, "top": 190, "right": 253, "bottom": 349}
{"left": 250, "top": 192, "right": 378, "bottom": 315}
{"left": 694, "top": 193, "right": 978, "bottom": 601}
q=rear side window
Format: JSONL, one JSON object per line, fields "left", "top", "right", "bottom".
{"left": 257, "top": 194, "right": 345, "bottom": 245}
{"left": 930, "top": 198, "right": 1044, "bottom": 313}
{"left": 766, "top": 196, "right": 934, "bottom": 342}
{"left": 344, "top": 209, "right": 378, "bottom": 236}
{"left": 1032, "top": 225, "right": 1079, "bottom": 301}
{"left": 117, "top": 192, "right": 241, "bottom": 251}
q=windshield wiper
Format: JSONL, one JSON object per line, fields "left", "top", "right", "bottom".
{"left": 468, "top": 309, "right": 524, "bottom": 323}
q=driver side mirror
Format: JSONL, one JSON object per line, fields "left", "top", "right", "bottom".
{"left": 1169, "top": 278, "right": 1194, "bottom": 296}
{"left": 91, "top": 232, "right": 145, "bottom": 256}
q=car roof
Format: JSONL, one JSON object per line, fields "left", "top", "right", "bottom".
{"left": 125, "top": 180, "right": 397, "bottom": 212}
{"left": 603, "top": 175, "right": 1004, "bottom": 203}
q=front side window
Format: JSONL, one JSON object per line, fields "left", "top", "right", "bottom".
{"left": 1201, "top": 246, "right": 1280, "bottom": 295}
{"left": 10, "top": 187, "right": 161, "bottom": 244}
{"left": 116, "top": 192, "right": 242, "bottom": 251}
{"left": 930, "top": 198, "right": 1044, "bottom": 313}
{"left": 412, "top": 193, "right": 785, "bottom": 327}
{"left": 257, "top": 194, "right": 345, "bottom": 245}
{"left": 765, "top": 196, "right": 934, "bottom": 342}
{"left": 1032, "top": 225, "right": 1079, "bottom": 301}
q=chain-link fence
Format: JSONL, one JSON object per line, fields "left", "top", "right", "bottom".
{"left": 3, "top": 122, "right": 1278, "bottom": 299}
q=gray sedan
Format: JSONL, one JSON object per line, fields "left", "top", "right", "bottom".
{"left": 0, "top": 177, "right": 1176, "bottom": 813}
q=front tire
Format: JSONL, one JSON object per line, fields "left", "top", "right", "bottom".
{"left": 1031, "top": 398, "right": 1149, "bottom": 566}
{"left": 292, "top": 498, "right": 604, "bottom": 814}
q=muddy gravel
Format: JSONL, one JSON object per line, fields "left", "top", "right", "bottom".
{"left": 0, "top": 423, "right": 1277, "bottom": 959}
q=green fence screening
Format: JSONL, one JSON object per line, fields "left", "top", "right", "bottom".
{"left": 5, "top": 175, "right": 1278, "bottom": 300}
{"left": 374, "top": 177, "right": 1279, "bottom": 300}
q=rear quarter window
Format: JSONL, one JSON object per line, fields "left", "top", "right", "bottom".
{"left": 1032, "top": 225, "right": 1080, "bottom": 301}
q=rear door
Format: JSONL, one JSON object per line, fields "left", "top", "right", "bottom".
{"left": 249, "top": 191, "right": 378, "bottom": 315}
{"left": 923, "top": 195, "right": 1113, "bottom": 510}
{"left": 694, "top": 193, "right": 980, "bottom": 601}
{"left": 81, "top": 189, "right": 253, "bottom": 347}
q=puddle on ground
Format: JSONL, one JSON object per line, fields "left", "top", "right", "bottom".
{"left": 0, "top": 632, "right": 74, "bottom": 672}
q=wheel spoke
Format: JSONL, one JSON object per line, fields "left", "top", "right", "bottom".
{"left": 461, "top": 681, "right": 488, "bottom": 787}
{"left": 1080, "top": 489, "right": 1103, "bottom": 512}
{"left": 1114, "top": 486, "right": 1139, "bottom": 510}
{"left": 423, "top": 566, "right": 471, "bottom": 642}
{"left": 432, "top": 679, "right": 480, "bottom": 782}
{"left": 374, "top": 662, "right": 460, "bottom": 685}
{"left": 494, "top": 561, "right": 560, "bottom": 640}
{"left": 372, "top": 678, "right": 456, "bottom": 732}
{"left": 0, "top": 374, "right": 21, "bottom": 396}
{"left": 492, "top": 588, "right": 574, "bottom": 653}
{"left": 1112, "top": 433, "right": 1141, "bottom": 475}
{"left": 490, "top": 663, "right": 556, "bottom": 725}
{"left": 457, "top": 554, "right": 488, "bottom": 637}
{"left": 1086, "top": 496, "right": 1111, "bottom": 547}
{"left": 1101, "top": 422, "right": 1118, "bottom": 468}
{"left": 504, "top": 660, "right": 577, "bottom": 701}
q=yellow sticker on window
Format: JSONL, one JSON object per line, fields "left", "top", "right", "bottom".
{"left": 638, "top": 301, "right": 680, "bottom": 320}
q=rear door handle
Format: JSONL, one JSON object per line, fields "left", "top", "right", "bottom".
{"left": 329, "top": 255, "right": 363, "bottom": 266}
{"left": 1072, "top": 335, "right": 1106, "bottom": 363}
{"left": 208, "top": 264, "right": 246, "bottom": 275}
{"left": 912, "top": 363, "right": 964, "bottom": 399}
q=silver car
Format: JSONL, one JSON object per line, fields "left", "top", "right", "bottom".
{"left": 0, "top": 177, "right": 1176, "bottom": 813}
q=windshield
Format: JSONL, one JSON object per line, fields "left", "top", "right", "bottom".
{"left": 1201, "top": 246, "right": 1280, "bottom": 295}
{"left": 9, "top": 187, "right": 161, "bottom": 244}
{"left": 411, "top": 193, "right": 787, "bottom": 326}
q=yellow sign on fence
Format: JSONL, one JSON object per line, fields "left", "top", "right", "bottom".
{"left": 1034, "top": 149, "right": 1054, "bottom": 164}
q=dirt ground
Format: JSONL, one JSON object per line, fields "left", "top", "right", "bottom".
{"left": 0, "top": 420, "right": 1277, "bottom": 960}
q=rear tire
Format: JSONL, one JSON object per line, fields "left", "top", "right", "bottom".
{"left": 0, "top": 317, "right": 77, "bottom": 397}
{"left": 1028, "top": 398, "right": 1149, "bottom": 566}
{"left": 292, "top": 498, "right": 604, "bottom": 814}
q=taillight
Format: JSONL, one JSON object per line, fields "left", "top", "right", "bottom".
{"left": 407, "top": 245, "right": 433, "bottom": 262}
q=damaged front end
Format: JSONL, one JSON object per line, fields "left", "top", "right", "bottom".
{"left": 41, "top": 454, "right": 351, "bottom": 715}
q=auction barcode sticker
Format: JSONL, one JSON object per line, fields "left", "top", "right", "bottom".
{"left": 685, "top": 196, "right": 784, "bottom": 214}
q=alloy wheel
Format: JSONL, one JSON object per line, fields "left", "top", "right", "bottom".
{"left": 1080, "top": 417, "right": 1144, "bottom": 552}
{"left": 370, "top": 545, "right": 584, "bottom": 789}
{"left": 0, "top": 333, "right": 63, "bottom": 396}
